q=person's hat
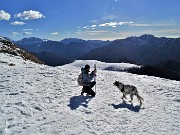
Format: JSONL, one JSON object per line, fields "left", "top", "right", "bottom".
{"left": 85, "top": 64, "right": 90, "bottom": 71}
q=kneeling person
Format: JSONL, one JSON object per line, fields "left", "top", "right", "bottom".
{"left": 81, "top": 64, "right": 96, "bottom": 97}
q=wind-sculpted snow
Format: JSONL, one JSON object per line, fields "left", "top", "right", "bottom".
{"left": 67, "top": 60, "right": 140, "bottom": 71}
{"left": 0, "top": 54, "right": 179, "bottom": 135}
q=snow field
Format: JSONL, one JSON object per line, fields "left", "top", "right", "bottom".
{"left": 0, "top": 54, "right": 179, "bottom": 135}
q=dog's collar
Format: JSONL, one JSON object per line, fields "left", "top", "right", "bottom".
{"left": 120, "top": 84, "right": 125, "bottom": 92}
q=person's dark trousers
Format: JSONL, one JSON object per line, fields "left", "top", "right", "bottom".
{"left": 83, "top": 81, "right": 96, "bottom": 97}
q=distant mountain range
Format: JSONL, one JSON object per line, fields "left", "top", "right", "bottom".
{"left": 3, "top": 34, "right": 180, "bottom": 75}
{"left": 1, "top": 35, "right": 180, "bottom": 80}
{"left": 82, "top": 34, "right": 180, "bottom": 63}
{"left": 13, "top": 37, "right": 111, "bottom": 66}
{"left": 81, "top": 34, "right": 180, "bottom": 74}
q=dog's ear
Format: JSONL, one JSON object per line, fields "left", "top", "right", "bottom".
{"left": 113, "top": 81, "right": 116, "bottom": 85}
{"left": 113, "top": 81, "right": 119, "bottom": 86}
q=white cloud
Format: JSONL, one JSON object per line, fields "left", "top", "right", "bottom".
{"left": 0, "top": 10, "right": 11, "bottom": 20}
{"left": 83, "top": 25, "right": 97, "bottom": 30}
{"left": 99, "top": 22, "right": 133, "bottom": 27}
{"left": 23, "top": 32, "right": 32, "bottom": 35}
{"left": 51, "top": 32, "right": 59, "bottom": 35}
{"left": 91, "top": 25, "right": 97, "bottom": 28}
{"left": 23, "top": 29, "right": 33, "bottom": 31}
{"left": 15, "top": 10, "right": 45, "bottom": 20}
{"left": 99, "top": 22, "right": 117, "bottom": 27}
{"left": 12, "top": 32, "right": 19, "bottom": 35}
{"left": 10, "top": 21, "right": 26, "bottom": 25}
{"left": 83, "top": 26, "right": 90, "bottom": 29}
{"left": 81, "top": 22, "right": 133, "bottom": 31}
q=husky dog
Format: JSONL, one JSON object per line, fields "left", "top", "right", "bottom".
{"left": 113, "top": 81, "right": 143, "bottom": 105}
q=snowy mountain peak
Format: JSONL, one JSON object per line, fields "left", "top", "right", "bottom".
{"left": 139, "top": 34, "right": 156, "bottom": 40}
{"left": 18, "top": 37, "right": 44, "bottom": 45}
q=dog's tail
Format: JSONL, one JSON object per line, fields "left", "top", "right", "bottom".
{"left": 136, "top": 93, "right": 144, "bottom": 105}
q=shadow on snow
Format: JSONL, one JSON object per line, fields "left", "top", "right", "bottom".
{"left": 111, "top": 101, "right": 143, "bottom": 112}
{"left": 174, "top": 99, "right": 180, "bottom": 103}
{"left": 67, "top": 95, "right": 92, "bottom": 110}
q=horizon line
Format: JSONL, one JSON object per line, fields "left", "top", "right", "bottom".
{"left": 1, "top": 34, "right": 180, "bottom": 42}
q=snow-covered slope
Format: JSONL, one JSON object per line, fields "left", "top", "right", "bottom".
{"left": 0, "top": 55, "right": 179, "bottom": 135}
{"left": 0, "top": 36, "right": 44, "bottom": 65}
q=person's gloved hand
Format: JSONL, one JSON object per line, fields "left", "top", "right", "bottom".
{"left": 93, "top": 69, "right": 97, "bottom": 74}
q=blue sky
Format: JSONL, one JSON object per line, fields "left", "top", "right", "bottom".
{"left": 0, "top": 0, "right": 180, "bottom": 41}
